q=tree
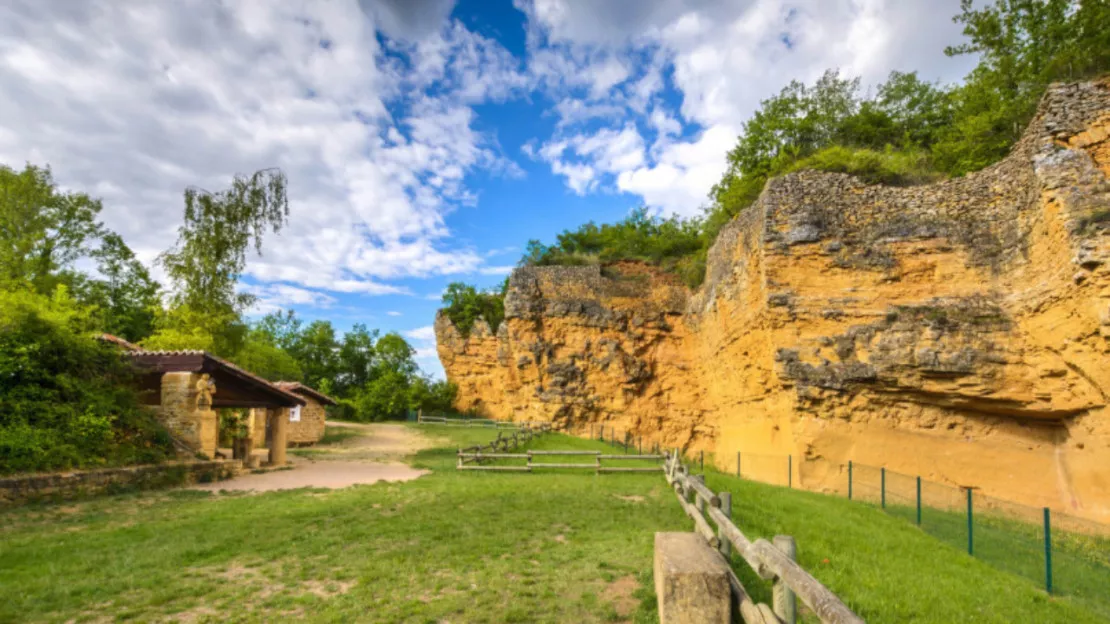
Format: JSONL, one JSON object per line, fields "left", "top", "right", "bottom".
{"left": 0, "top": 287, "right": 173, "bottom": 474}
{"left": 936, "top": 0, "right": 1110, "bottom": 174}
{"left": 0, "top": 164, "right": 105, "bottom": 293}
{"left": 254, "top": 310, "right": 303, "bottom": 352}
{"left": 158, "top": 169, "right": 288, "bottom": 316}
{"left": 75, "top": 233, "right": 161, "bottom": 342}
{"left": 441, "top": 282, "right": 506, "bottom": 337}
{"left": 233, "top": 335, "right": 304, "bottom": 382}
{"left": 335, "top": 324, "right": 378, "bottom": 396}
{"left": 290, "top": 320, "right": 340, "bottom": 390}
{"left": 150, "top": 168, "right": 288, "bottom": 354}
{"left": 373, "top": 333, "right": 417, "bottom": 377}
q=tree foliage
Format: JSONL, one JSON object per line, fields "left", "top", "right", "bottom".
{"left": 247, "top": 311, "right": 456, "bottom": 422}
{"left": 0, "top": 288, "right": 173, "bottom": 474}
{"left": 441, "top": 281, "right": 507, "bottom": 337}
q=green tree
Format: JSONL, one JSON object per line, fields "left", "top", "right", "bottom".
{"left": 290, "top": 320, "right": 340, "bottom": 390}
{"left": 936, "top": 0, "right": 1110, "bottom": 174}
{"left": 335, "top": 324, "right": 378, "bottom": 396}
{"left": 441, "top": 282, "right": 506, "bottom": 337}
{"left": 233, "top": 335, "right": 304, "bottom": 382}
{"left": 407, "top": 376, "right": 457, "bottom": 414}
{"left": 0, "top": 163, "right": 105, "bottom": 293}
{"left": 0, "top": 287, "right": 173, "bottom": 474}
{"left": 152, "top": 169, "right": 288, "bottom": 353}
{"left": 74, "top": 233, "right": 161, "bottom": 342}
{"left": 253, "top": 310, "right": 303, "bottom": 352}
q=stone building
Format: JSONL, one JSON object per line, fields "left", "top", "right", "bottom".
{"left": 273, "top": 382, "right": 336, "bottom": 446}
{"left": 101, "top": 336, "right": 306, "bottom": 467}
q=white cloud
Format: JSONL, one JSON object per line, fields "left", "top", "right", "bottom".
{"left": 387, "top": 310, "right": 403, "bottom": 316}
{"left": 517, "top": 0, "right": 979, "bottom": 216}
{"left": 242, "top": 283, "right": 338, "bottom": 315}
{"left": 404, "top": 325, "right": 437, "bottom": 341}
{"left": 404, "top": 324, "right": 441, "bottom": 375}
{"left": 0, "top": 1, "right": 524, "bottom": 296}
{"left": 539, "top": 124, "right": 646, "bottom": 194}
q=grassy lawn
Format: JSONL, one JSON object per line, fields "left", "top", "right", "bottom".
{"left": 0, "top": 426, "right": 1105, "bottom": 623}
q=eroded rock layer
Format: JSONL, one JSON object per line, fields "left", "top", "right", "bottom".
{"left": 437, "top": 79, "right": 1110, "bottom": 523}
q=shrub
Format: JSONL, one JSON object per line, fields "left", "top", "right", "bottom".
{"left": 441, "top": 282, "right": 505, "bottom": 338}
{"left": 788, "top": 145, "right": 943, "bottom": 186}
{"left": 0, "top": 288, "right": 174, "bottom": 474}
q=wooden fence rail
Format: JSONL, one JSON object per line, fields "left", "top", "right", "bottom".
{"left": 457, "top": 447, "right": 665, "bottom": 474}
{"left": 665, "top": 451, "right": 864, "bottom": 624}
{"left": 418, "top": 414, "right": 543, "bottom": 429}
{"left": 455, "top": 424, "right": 552, "bottom": 469}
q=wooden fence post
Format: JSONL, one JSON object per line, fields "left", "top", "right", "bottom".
{"left": 718, "top": 491, "right": 732, "bottom": 559}
{"left": 772, "top": 535, "right": 798, "bottom": 624}
{"left": 692, "top": 474, "right": 706, "bottom": 514}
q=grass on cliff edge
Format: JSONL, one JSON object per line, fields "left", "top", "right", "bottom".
{"left": 0, "top": 426, "right": 1102, "bottom": 624}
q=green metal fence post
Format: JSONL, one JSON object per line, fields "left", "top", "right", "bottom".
{"left": 788, "top": 455, "right": 793, "bottom": 488}
{"left": 967, "top": 488, "right": 974, "bottom": 556}
{"left": 1044, "top": 507, "right": 1053, "bottom": 594}
{"left": 699, "top": 450, "right": 704, "bottom": 472}
{"left": 916, "top": 476, "right": 922, "bottom": 525}
{"left": 736, "top": 451, "right": 741, "bottom": 478}
{"left": 848, "top": 461, "right": 853, "bottom": 500}
{"left": 881, "top": 467, "right": 886, "bottom": 509}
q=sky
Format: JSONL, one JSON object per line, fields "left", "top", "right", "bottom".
{"left": 0, "top": 0, "right": 978, "bottom": 378}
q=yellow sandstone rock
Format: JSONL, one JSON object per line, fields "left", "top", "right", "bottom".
{"left": 437, "top": 79, "right": 1110, "bottom": 524}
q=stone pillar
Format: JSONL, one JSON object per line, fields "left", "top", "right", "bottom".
{"left": 268, "top": 407, "right": 289, "bottom": 466}
{"left": 249, "top": 408, "right": 267, "bottom": 447}
{"left": 159, "top": 372, "right": 219, "bottom": 459}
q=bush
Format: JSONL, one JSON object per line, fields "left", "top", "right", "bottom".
{"left": 441, "top": 282, "right": 505, "bottom": 338}
{"left": 0, "top": 288, "right": 174, "bottom": 474}
{"left": 788, "top": 145, "right": 943, "bottom": 186}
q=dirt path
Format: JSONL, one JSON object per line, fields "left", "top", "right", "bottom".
{"left": 191, "top": 422, "right": 435, "bottom": 493}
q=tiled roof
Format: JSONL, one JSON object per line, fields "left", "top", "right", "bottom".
{"left": 273, "top": 381, "right": 338, "bottom": 406}
{"left": 126, "top": 350, "right": 306, "bottom": 406}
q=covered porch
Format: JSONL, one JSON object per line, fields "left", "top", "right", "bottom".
{"left": 127, "top": 350, "right": 306, "bottom": 467}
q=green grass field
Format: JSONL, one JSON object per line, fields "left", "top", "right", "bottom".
{"left": 0, "top": 426, "right": 1105, "bottom": 623}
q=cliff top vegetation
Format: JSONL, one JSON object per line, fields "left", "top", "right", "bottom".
{"left": 503, "top": 0, "right": 1110, "bottom": 290}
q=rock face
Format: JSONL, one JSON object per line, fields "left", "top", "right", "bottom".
{"left": 437, "top": 79, "right": 1110, "bottom": 523}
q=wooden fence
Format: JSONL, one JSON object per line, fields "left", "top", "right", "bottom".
{"left": 454, "top": 423, "right": 553, "bottom": 470}
{"left": 418, "top": 413, "right": 544, "bottom": 429}
{"left": 455, "top": 433, "right": 661, "bottom": 470}
{"left": 665, "top": 451, "right": 863, "bottom": 624}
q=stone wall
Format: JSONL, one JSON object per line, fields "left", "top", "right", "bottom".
{"left": 287, "top": 397, "right": 327, "bottom": 445}
{"left": 437, "top": 78, "right": 1110, "bottom": 523}
{"left": 0, "top": 460, "right": 240, "bottom": 506}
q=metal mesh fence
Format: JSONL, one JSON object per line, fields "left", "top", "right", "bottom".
{"left": 559, "top": 424, "right": 1109, "bottom": 615}
{"left": 719, "top": 449, "right": 1110, "bottom": 612}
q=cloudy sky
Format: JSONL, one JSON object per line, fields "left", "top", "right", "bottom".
{"left": 0, "top": 0, "right": 977, "bottom": 376}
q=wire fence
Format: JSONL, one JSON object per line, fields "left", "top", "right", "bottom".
{"left": 728, "top": 452, "right": 1110, "bottom": 617}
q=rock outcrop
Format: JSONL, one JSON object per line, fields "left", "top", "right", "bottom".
{"left": 437, "top": 79, "right": 1110, "bottom": 523}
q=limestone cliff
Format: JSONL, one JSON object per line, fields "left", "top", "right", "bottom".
{"left": 437, "top": 79, "right": 1110, "bottom": 523}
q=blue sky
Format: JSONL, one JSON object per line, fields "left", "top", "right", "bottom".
{"left": 0, "top": 0, "right": 978, "bottom": 377}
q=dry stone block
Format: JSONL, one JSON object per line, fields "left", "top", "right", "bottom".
{"left": 654, "top": 532, "right": 731, "bottom": 624}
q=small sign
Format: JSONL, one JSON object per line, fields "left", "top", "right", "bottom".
{"left": 290, "top": 406, "right": 301, "bottom": 422}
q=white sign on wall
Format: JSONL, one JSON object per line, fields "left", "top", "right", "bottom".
{"left": 289, "top": 406, "right": 302, "bottom": 422}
